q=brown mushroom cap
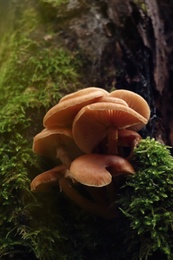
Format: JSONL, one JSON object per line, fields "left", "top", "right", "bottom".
{"left": 43, "top": 87, "right": 109, "bottom": 128}
{"left": 59, "top": 87, "right": 108, "bottom": 102}
{"left": 68, "top": 154, "right": 135, "bottom": 187}
{"left": 72, "top": 102, "right": 148, "bottom": 153}
{"left": 33, "top": 128, "right": 82, "bottom": 163}
{"left": 96, "top": 96, "right": 129, "bottom": 106}
{"left": 118, "top": 129, "right": 142, "bottom": 147}
{"left": 31, "top": 165, "right": 68, "bottom": 192}
{"left": 116, "top": 129, "right": 142, "bottom": 158}
{"left": 110, "top": 89, "right": 150, "bottom": 122}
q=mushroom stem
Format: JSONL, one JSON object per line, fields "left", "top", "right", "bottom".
{"left": 85, "top": 184, "right": 116, "bottom": 208}
{"left": 59, "top": 177, "right": 116, "bottom": 219}
{"left": 106, "top": 182, "right": 117, "bottom": 204}
{"left": 118, "top": 129, "right": 142, "bottom": 159}
{"left": 30, "top": 165, "right": 68, "bottom": 192}
{"left": 85, "top": 186, "right": 108, "bottom": 207}
{"left": 107, "top": 127, "right": 118, "bottom": 155}
{"left": 56, "top": 146, "right": 72, "bottom": 168}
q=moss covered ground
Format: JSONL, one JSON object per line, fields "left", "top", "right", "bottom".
{"left": 0, "top": 1, "right": 82, "bottom": 259}
{"left": 0, "top": 1, "right": 173, "bottom": 259}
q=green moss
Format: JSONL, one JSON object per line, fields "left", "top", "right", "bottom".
{"left": 40, "top": 0, "right": 68, "bottom": 6}
{"left": 1, "top": 1, "right": 173, "bottom": 260}
{"left": 132, "top": 0, "right": 147, "bottom": 13}
{"left": 0, "top": 0, "right": 82, "bottom": 258}
{"left": 118, "top": 138, "right": 173, "bottom": 259}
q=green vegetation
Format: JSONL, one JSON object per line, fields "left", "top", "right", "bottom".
{"left": 41, "top": 0, "right": 68, "bottom": 6}
{"left": 0, "top": 0, "right": 82, "bottom": 259}
{"left": 119, "top": 138, "right": 173, "bottom": 259}
{"left": 133, "top": 0, "right": 147, "bottom": 13}
{"left": 0, "top": 1, "right": 173, "bottom": 259}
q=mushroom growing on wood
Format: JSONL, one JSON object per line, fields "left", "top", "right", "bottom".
{"left": 31, "top": 165, "right": 116, "bottom": 218}
{"left": 31, "top": 87, "right": 151, "bottom": 219}
{"left": 72, "top": 102, "right": 148, "bottom": 154}
{"left": 68, "top": 154, "right": 135, "bottom": 187}
{"left": 43, "top": 87, "right": 109, "bottom": 129}
{"left": 31, "top": 165, "right": 68, "bottom": 192}
{"left": 117, "top": 129, "right": 142, "bottom": 158}
{"left": 67, "top": 153, "right": 135, "bottom": 210}
{"left": 33, "top": 128, "right": 82, "bottom": 167}
{"left": 110, "top": 89, "right": 150, "bottom": 130}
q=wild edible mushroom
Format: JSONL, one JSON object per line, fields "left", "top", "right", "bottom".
{"left": 31, "top": 88, "right": 151, "bottom": 219}
{"left": 68, "top": 153, "right": 135, "bottom": 187}
{"left": 30, "top": 164, "right": 116, "bottom": 218}
{"left": 67, "top": 153, "right": 135, "bottom": 211}
{"left": 72, "top": 102, "right": 148, "bottom": 154}
{"left": 43, "top": 87, "right": 109, "bottom": 129}
{"left": 33, "top": 128, "right": 82, "bottom": 167}
{"left": 110, "top": 89, "right": 150, "bottom": 130}
{"left": 117, "top": 129, "right": 142, "bottom": 158}
{"left": 31, "top": 164, "right": 68, "bottom": 192}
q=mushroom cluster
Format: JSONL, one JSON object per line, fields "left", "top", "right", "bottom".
{"left": 31, "top": 87, "right": 150, "bottom": 218}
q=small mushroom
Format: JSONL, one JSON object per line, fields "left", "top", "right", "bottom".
{"left": 43, "top": 87, "right": 108, "bottom": 128}
{"left": 72, "top": 102, "right": 148, "bottom": 154}
{"left": 33, "top": 128, "right": 82, "bottom": 167}
{"left": 117, "top": 129, "right": 142, "bottom": 158}
{"left": 110, "top": 89, "right": 150, "bottom": 130}
{"left": 68, "top": 154, "right": 135, "bottom": 187}
{"left": 31, "top": 165, "right": 68, "bottom": 192}
{"left": 31, "top": 164, "right": 116, "bottom": 219}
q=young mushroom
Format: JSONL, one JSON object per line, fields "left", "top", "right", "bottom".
{"left": 68, "top": 154, "right": 135, "bottom": 187}
{"left": 72, "top": 102, "right": 148, "bottom": 155}
{"left": 67, "top": 153, "right": 135, "bottom": 211}
{"left": 33, "top": 128, "right": 82, "bottom": 167}
{"left": 31, "top": 165, "right": 116, "bottom": 218}
{"left": 110, "top": 89, "right": 150, "bottom": 130}
{"left": 31, "top": 165, "right": 68, "bottom": 192}
{"left": 117, "top": 129, "right": 142, "bottom": 158}
{"left": 43, "top": 87, "right": 109, "bottom": 129}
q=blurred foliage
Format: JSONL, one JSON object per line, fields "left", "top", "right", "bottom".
{"left": 0, "top": 0, "right": 173, "bottom": 260}
{"left": 41, "top": 0, "right": 68, "bottom": 6}
{"left": 0, "top": 0, "right": 82, "bottom": 259}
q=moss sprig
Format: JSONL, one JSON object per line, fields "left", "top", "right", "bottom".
{"left": 118, "top": 137, "right": 173, "bottom": 259}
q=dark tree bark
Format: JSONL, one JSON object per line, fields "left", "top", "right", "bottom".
{"left": 62, "top": 0, "right": 173, "bottom": 147}
{"left": 106, "top": 0, "right": 173, "bottom": 147}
